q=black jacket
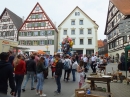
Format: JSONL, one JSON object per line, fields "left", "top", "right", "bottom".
{"left": 0, "top": 61, "right": 15, "bottom": 94}
{"left": 55, "top": 59, "right": 63, "bottom": 76}
{"left": 26, "top": 59, "right": 36, "bottom": 74}
{"left": 36, "top": 62, "right": 46, "bottom": 73}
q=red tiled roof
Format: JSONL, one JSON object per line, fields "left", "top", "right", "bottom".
{"left": 110, "top": 0, "right": 130, "bottom": 15}
{"left": 98, "top": 40, "right": 104, "bottom": 47}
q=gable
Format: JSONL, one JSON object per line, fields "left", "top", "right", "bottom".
{"left": 58, "top": 6, "right": 98, "bottom": 27}
{"left": 19, "top": 2, "right": 58, "bottom": 32}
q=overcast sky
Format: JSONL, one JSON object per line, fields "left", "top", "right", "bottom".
{"left": 0, "top": 0, "right": 109, "bottom": 40}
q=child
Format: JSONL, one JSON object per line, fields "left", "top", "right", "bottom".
{"left": 77, "top": 60, "right": 85, "bottom": 88}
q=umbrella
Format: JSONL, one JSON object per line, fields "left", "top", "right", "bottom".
{"left": 37, "top": 50, "right": 45, "bottom": 54}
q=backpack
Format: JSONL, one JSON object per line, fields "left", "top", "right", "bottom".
{"left": 64, "top": 60, "right": 70, "bottom": 70}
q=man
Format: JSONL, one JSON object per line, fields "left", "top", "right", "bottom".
{"left": 22, "top": 55, "right": 36, "bottom": 92}
{"left": 64, "top": 54, "right": 72, "bottom": 82}
{"left": 83, "top": 54, "right": 88, "bottom": 72}
{"left": 91, "top": 53, "right": 97, "bottom": 73}
{"left": 0, "top": 52, "right": 15, "bottom": 95}
{"left": 75, "top": 53, "right": 79, "bottom": 63}
{"left": 44, "top": 54, "right": 50, "bottom": 79}
{"left": 55, "top": 54, "right": 63, "bottom": 94}
{"left": 8, "top": 50, "right": 14, "bottom": 65}
{"left": 120, "top": 53, "right": 125, "bottom": 71}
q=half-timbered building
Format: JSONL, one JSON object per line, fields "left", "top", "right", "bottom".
{"left": 19, "top": 3, "right": 58, "bottom": 54}
{"left": 104, "top": 1, "right": 130, "bottom": 61}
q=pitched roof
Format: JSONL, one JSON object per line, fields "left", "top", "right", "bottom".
{"left": 110, "top": 0, "right": 130, "bottom": 15}
{"left": 19, "top": 2, "right": 58, "bottom": 33}
{"left": 0, "top": 8, "right": 23, "bottom": 30}
{"left": 58, "top": 6, "right": 98, "bottom": 27}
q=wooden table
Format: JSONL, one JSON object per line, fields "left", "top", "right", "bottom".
{"left": 87, "top": 76, "right": 111, "bottom": 97}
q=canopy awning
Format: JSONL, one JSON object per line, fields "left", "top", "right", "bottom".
{"left": 110, "top": 0, "right": 130, "bottom": 15}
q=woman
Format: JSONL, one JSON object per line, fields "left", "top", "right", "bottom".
{"left": 72, "top": 58, "right": 78, "bottom": 81}
{"left": 36, "top": 57, "right": 47, "bottom": 97}
{"left": 77, "top": 60, "right": 84, "bottom": 89}
{"left": 51, "top": 55, "right": 57, "bottom": 78}
{"left": 13, "top": 54, "right": 26, "bottom": 97}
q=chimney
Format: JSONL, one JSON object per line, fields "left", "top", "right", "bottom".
{"left": 22, "top": 16, "right": 24, "bottom": 22}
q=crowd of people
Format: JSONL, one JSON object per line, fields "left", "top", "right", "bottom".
{"left": 0, "top": 51, "right": 109, "bottom": 97}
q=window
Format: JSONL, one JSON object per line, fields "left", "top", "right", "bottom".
{"left": 39, "top": 14, "right": 42, "bottom": 19}
{"left": 2, "top": 24, "right": 7, "bottom": 29}
{"left": 71, "top": 20, "right": 75, "bottom": 25}
{"left": 35, "top": 6, "right": 39, "bottom": 11}
{"left": 27, "top": 23, "right": 31, "bottom": 28}
{"left": 3, "top": 32, "right": 6, "bottom": 36}
{"left": 11, "top": 31, "right": 14, "bottom": 36}
{"left": 63, "top": 30, "right": 67, "bottom": 35}
{"left": 34, "top": 32, "right": 38, "bottom": 36}
{"left": 9, "top": 25, "right": 13, "bottom": 29}
{"left": 34, "top": 41, "right": 38, "bottom": 45}
{"left": 77, "top": 12, "right": 80, "bottom": 16}
{"left": 27, "top": 41, "right": 31, "bottom": 45}
{"left": 41, "top": 22, "right": 46, "bottom": 27}
{"left": 21, "top": 40, "right": 24, "bottom": 45}
{"left": 48, "top": 40, "right": 52, "bottom": 45}
{"left": 27, "top": 32, "right": 31, "bottom": 36}
{"left": 80, "top": 29, "right": 84, "bottom": 34}
{"left": 88, "top": 29, "right": 92, "bottom": 34}
{"left": 72, "top": 39, "right": 75, "bottom": 45}
{"left": 118, "top": 14, "right": 121, "bottom": 19}
{"left": 75, "top": 12, "right": 77, "bottom": 16}
{"left": 31, "top": 14, "right": 35, "bottom": 19}
{"left": 40, "top": 40, "right": 44, "bottom": 45}
{"left": 123, "top": 36, "right": 127, "bottom": 43}
{"left": 88, "top": 39, "right": 92, "bottom": 44}
{"left": 47, "top": 31, "right": 52, "bottom": 35}
{"left": 79, "top": 20, "right": 83, "bottom": 25}
{"left": 80, "top": 39, "right": 83, "bottom": 45}
{"left": 71, "top": 29, "right": 75, "bottom": 35}
{"left": 35, "top": 23, "right": 38, "bottom": 27}
{"left": 40, "top": 31, "right": 45, "bottom": 36}
{"left": 21, "top": 32, "right": 25, "bottom": 36}
{"left": 0, "top": 32, "right": 1, "bottom": 36}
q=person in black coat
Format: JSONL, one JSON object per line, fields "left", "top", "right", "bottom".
{"left": 55, "top": 54, "right": 63, "bottom": 94}
{"left": 22, "top": 55, "right": 36, "bottom": 91}
{"left": 0, "top": 52, "right": 15, "bottom": 95}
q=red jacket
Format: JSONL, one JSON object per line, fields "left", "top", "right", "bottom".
{"left": 14, "top": 60, "right": 26, "bottom": 75}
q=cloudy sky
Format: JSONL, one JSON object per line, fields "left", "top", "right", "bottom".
{"left": 0, "top": 0, "right": 109, "bottom": 40}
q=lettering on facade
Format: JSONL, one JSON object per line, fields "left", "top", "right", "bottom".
{"left": 2, "top": 40, "right": 18, "bottom": 46}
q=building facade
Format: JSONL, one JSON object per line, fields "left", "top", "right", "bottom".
{"left": 98, "top": 39, "right": 108, "bottom": 57}
{"left": 0, "top": 8, "right": 23, "bottom": 52}
{"left": 104, "top": 1, "right": 130, "bottom": 60}
{"left": 19, "top": 3, "right": 58, "bottom": 55}
{"left": 58, "top": 6, "right": 98, "bottom": 55}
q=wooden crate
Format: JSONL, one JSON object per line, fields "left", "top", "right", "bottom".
{"left": 75, "top": 89, "right": 86, "bottom": 97}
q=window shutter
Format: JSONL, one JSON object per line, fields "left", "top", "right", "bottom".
{"left": 19, "top": 32, "right": 21, "bottom": 36}
{"left": 38, "top": 31, "right": 40, "bottom": 36}
{"left": 31, "top": 41, "right": 33, "bottom": 45}
{"left": 25, "top": 32, "right": 27, "bottom": 36}
{"left": 38, "top": 23, "right": 41, "bottom": 27}
{"left": 45, "top": 40, "right": 47, "bottom": 45}
{"left": 52, "top": 40, "right": 54, "bottom": 45}
{"left": 31, "top": 32, "right": 33, "bottom": 36}
{"left": 18, "top": 41, "right": 20, "bottom": 45}
{"left": 44, "top": 22, "right": 46, "bottom": 27}
{"left": 37, "top": 40, "right": 40, "bottom": 45}
{"left": 36, "top": 14, "right": 38, "bottom": 19}
{"left": 45, "top": 31, "right": 47, "bottom": 36}
{"left": 24, "top": 41, "right": 26, "bottom": 45}
{"left": 52, "top": 30, "right": 54, "bottom": 35}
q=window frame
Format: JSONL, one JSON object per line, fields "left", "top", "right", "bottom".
{"left": 79, "top": 20, "right": 83, "bottom": 25}
{"left": 79, "top": 29, "right": 84, "bottom": 35}
{"left": 71, "top": 29, "right": 75, "bottom": 35}
{"left": 33, "top": 31, "right": 38, "bottom": 36}
{"left": 71, "top": 20, "right": 75, "bottom": 25}
{"left": 88, "top": 29, "right": 92, "bottom": 34}
{"left": 80, "top": 39, "right": 84, "bottom": 45}
{"left": 88, "top": 39, "right": 92, "bottom": 45}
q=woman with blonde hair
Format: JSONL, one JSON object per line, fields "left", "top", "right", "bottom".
{"left": 36, "top": 57, "right": 47, "bottom": 97}
{"left": 77, "top": 60, "right": 85, "bottom": 88}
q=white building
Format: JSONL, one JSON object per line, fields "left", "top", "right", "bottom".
{"left": 58, "top": 6, "right": 99, "bottom": 55}
{"left": 18, "top": 3, "right": 58, "bottom": 55}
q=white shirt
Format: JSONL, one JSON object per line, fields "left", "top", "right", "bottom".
{"left": 83, "top": 57, "right": 88, "bottom": 62}
{"left": 91, "top": 56, "right": 96, "bottom": 61}
{"left": 72, "top": 61, "right": 78, "bottom": 69}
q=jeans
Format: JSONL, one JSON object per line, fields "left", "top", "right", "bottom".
{"left": 72, "top": 69, "right": 76, "bottom": 81}
{"left": 15, "top": 74, "right": 24, "bottom": 97}
{"left": 64, "top": 69, "right": 71, "bottom": 81}
{"left": 36, "top": 72, "right": 44, "bottom": 91}
{"left": 55, "top": 76, "right": 61, "bottom": 93}
{"left": 22, "top": 71, "right": 35, "bottom": 89}
{"left": 91, "top": 61, "right": 96, "bottom": 73}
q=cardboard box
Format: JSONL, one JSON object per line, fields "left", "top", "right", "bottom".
{"left": 75, "top": 89, "right": 86, "bottom": 97}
